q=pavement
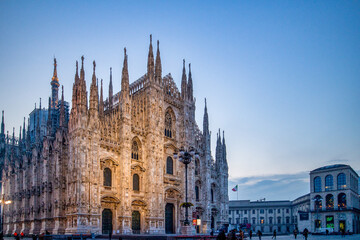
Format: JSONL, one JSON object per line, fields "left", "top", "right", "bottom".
{"left": 4, "top": 235, "right": 360, "bottom": 240}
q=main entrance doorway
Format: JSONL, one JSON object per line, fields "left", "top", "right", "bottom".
{"left": 165, "top": 203, "right": 174, "bottom": 234}
{"left": 132, "top": 211, "right": 141, "bottom": 234}
{"left": 102, "top": 209, "right": 113, "bottom": 234}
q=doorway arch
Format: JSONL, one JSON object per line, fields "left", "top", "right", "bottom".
{"left": 132, "top": 211, "right": 141, "bottom": 234}
{"left": 165, "top": 203, "right": 175, "bottom": 234}
{"left": 102, "top": 209, "right": 113, "bottom": 234}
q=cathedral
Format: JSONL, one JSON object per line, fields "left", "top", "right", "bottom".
{"left": 0, "top": 36, "right": 229, "bottom": 235}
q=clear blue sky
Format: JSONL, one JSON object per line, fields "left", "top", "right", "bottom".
{"left": 1, "top": 0, "right": 359, "bottom": 201}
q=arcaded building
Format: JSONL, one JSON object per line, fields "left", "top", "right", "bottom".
{"left": 0, "top": 36, "right": 229, "bottom": 235}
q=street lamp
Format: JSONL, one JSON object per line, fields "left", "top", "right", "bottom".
{"left": 173, "top": 146, "right": 199, "bottom": 226}
{"left": 0, "top": 195, "right": 12, "bottom": 232}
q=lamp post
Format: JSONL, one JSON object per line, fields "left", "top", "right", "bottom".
{"left": 173, "top": 146, "right": 199, "bottom": 226}
{"left": 0, "top": 194, "right": 12, "bottom": 232}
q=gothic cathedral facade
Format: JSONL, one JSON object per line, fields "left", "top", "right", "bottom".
{"left": 0, "top": 36, "right": 229, "bottom": 235}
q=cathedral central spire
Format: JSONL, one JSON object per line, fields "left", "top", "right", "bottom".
{"left": 51, "top": 58, "right": 60, "bottom": 109}
{"left": 121, "top": 48, "right": 129, "bottom": 94}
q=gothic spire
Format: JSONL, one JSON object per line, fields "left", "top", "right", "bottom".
{"left": 109, "top": 67, "right": 113, "bottom": 109}
{"left": 89, "top": 61, "right": 99, "bottom": 113}
{"left": 36, "top": 100, "right": 41, "bottom": 144}
{"left": 22, "top": 117, "right": 26, "bottom": 145}
{"left": 1, "top": 110, "right": 4, "bottom": 136}
{"left": 59, "top": 86, "right": 66, "bottom": 127}
{"left": 187, "top": 63, "right": 193, "bottom": 101}
{"left": 51, "top": 57, "right": 60, "bottom": 109}
{"left": 181, "top": 59, "right": 187, "bottom": 100}
{"left": 99, "top": 79, "right": 104, "bottom": 119}
{"left": 26, "top": 118, "right": 30, "bottom": 150}
{"left": 121, "top": 48, "right": 129, "bottom": 95}
{"left": 223, "top": 130, "right": 227, "bottom": 164}
{"left": 203, "top": 98, "right": 209, "bottom": 136}
{"left": 155, "top": 40, "right": 162, "bottom": 84}
{"left": 80, "top": 55, "right": 85, "bottom": 81}
{"left": 47, "top": 97, "right": 52, "bottom": 136}
{"left": 147, "top": 34, "right": 155, "bottom": 81}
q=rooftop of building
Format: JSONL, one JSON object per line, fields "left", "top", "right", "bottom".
{"left": 310, "top": 164, "right": 358, "bottom": 177}
{"left": 229, "top": 199, "right": 292, "bottom": 208}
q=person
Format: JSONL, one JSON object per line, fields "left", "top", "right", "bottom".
{"left": 216, "top": 229, "right": 226, "bottom": 240}
{"left": 210, "top": 229, "right": 214, "bottom": 236}
{"left": 303, "top": 228, "right": 308, "bottom": 240}
{"left": 272, "top": 229, "right": 277, "bottom": 239}
{"left": 257, "top": 230, "right": 262, "bottom": 240}
{"left": 0, "top": 231, "right": 3, "bottom": 240}
{"left": 293, "top": 228, "right": 298, "bottom": 239}
{"left": 228, "top": 229, "right": 236, "bottom": 240}
{"left": 239, "top": 229, "right": 244, "bottom": 240}
{"left": 341, "top": 228, "right": 345, "bottom": 237}
{"left": 249, "top": 229, "right": 253, "bottom": 239}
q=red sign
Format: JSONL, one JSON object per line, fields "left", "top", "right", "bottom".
{"left": 192, "top": 219, "right": 197, "bottom": 226}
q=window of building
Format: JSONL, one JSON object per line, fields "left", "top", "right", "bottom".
{"left": 314, "top": 176, "right": 321, "bottom": 192}
{"left": 244, "top": 210, "right": 247, "bottom": 214}
{"left": 286, "top": 216, "right": 290, "bottom": 224}
{"left": 314, "top": 195, "right": 322, "bottom": 210}
{"left": 166, "top": 157, "right": 173, "bottom": 174}
{"left": 277, "top": 209, "right": 280, "bottom": 214}
{"left": 133, "top": 174, "right": 139, "bottom": 191}
{"left": 337, "top": 173, "right": 346, "bottom": 190}
{"left": 244, "top": 217, "right": 248, "bottom": 224}
{"left": 326, "top": 215, "right": 334, "bottom": 229}
{"left": 131, "top": 141, "right": 139, "bottom": 160}
{"left": 286, "top": 209, "right": 289, "bottom": 214}
{"left": 229, "top": 218, "right": 232, "bottom": 224}
{"left": 269, "top": 209, "right": 273, "bottom": 214}
{"left": 277, "top": 217, "right": 281, "bottom": 224}
{"left": 252, "top": 217, "right": 256, "bottom": 224}
{"left": 165, "top": 111, "right": 172, "bottom": 138}
{"left": 269, "top": 217, "right": 273, "bottom": 224}
{"left": 325, "top": 175, "right": 333, "bottom": 191}
{"left": 211, "top": 188, "right": 214, "bottom": 202}
{"left": 236, "top": 218, "right": 240, "bottom": 224}
{"left": 195, "top": 185, "right": 200, "bottom": 202}
{"left": 252, "top": 210, "right": 255, "bottom": 214}
{"left": 326, "top": 194, "right": 334, "bottom": 209}
{"left": 103, "top": 168, "right": 112, "bottom": 187}
{"left": 338, "top": 193, "right": 346, "bottom": 209}
{"left": 260, "top": 209, "right": 264, "bottom": 214}
{"left": 195, "top": 159, "right": 200, "bottom": 175}
{"left": 236, "top": 210, "right": 239, "bottom": 214}
{"left": 260, "top": 217, "right": 264, "bottom": 224}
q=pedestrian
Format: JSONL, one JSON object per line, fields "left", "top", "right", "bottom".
{"left": 257, "top": 230, "right": 262, "bottom": 240}
{"left": 239, "top": 229, "right": 244, "bottom": 240}
{"left": 341, "top": 228, "right": 345, "bottom": 237}
{"left": 303, "top": 228, "right": 308, "bottom": 240}
{"left": 249, "top": 229, "right": 253, "bottom": 239}
{"left": 216, "top": 229, "right": 226, "bottom": 240}
{"left": 272, "top": 229, "right": 277, "bottom": 239}
{"left": 293, "top": 228, "right": 298, "bottom": 239}
{"left": 228, "top": 229, "right": 236, "bottom": 240}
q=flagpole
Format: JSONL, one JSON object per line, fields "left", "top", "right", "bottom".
{"left": 237, "top": 185, "right": 238, "bottom": 200}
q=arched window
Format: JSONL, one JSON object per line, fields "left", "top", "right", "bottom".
{"left": 338, "top": 193, "right": 346, "bottom": 209}
{"left": 337, "top": 173, "right": 346, "bottom": 190}
{"left": 211, "top": 188, "right": 214, "bottom": 202}
{"left": 132, "top": 141, "right": 139, "bottom": 160}
{"left": 195, "top": 159, "right": 200, "bottom": 175}
{"left": 195, "top": 185, "right": 200, "bottom": 201}
{"left": 314, "top": 195, "right": 322, "bottom": 210}
{"left": 133, "top": 174, "right": 139, "bottom": 191}
{"left": 103, "top": 168, "right": 112, "bottom": 187}
{"left": 166, "top": 157, "right": 173, "bottom": 175}
{"left": 326, "top": 194, "right": 334, "bottom": 209}
{"left": 165, "top": 111, "right": 172, "bottom": 138}
{"left": 314, "top": 176, "right": 321, "bottom": 192}
{"left": 325, "top": 175, "right": 333, "bottom": 191}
